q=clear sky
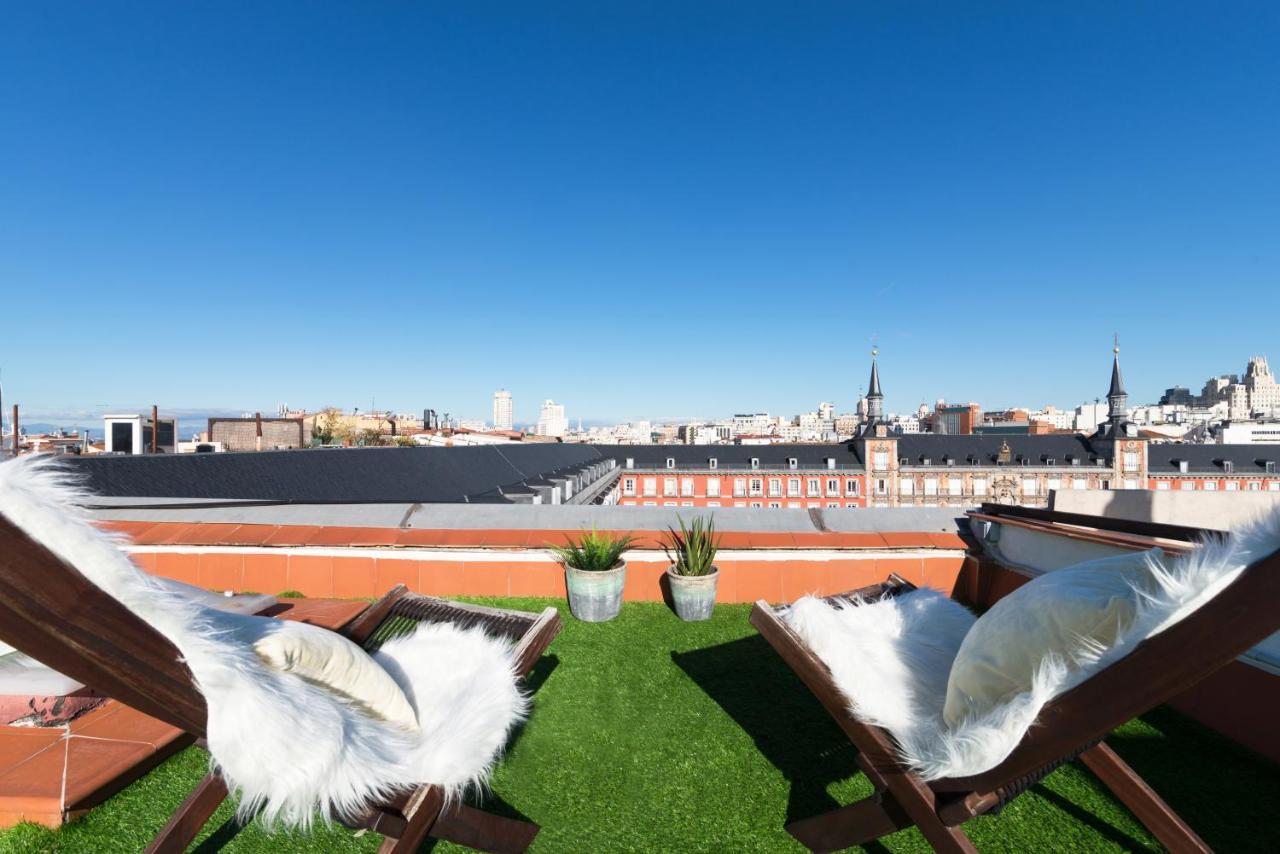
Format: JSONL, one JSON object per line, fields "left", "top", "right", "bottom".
{"left": 2, "top": 2, "right": 1277, "bottom": 427}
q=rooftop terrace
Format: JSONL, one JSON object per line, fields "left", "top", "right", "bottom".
{"left": 3, "top": 598, "right": 1276, "bottom": 853}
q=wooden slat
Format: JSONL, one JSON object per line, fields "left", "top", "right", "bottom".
{"left": 1078, "top": 743, "right": 1212, "bottom": 854}
{"left": 0, "top": 517, "right": 208, "bottom": 735}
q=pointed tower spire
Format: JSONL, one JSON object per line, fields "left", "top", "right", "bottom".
{"left": 866, "top": 347, "right": 883, "bottom": 422}
{"left": 1107, "top": 336, "right": 1128, "bottom": 427}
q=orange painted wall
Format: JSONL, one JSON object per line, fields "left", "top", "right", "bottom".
{"left": 148, "top": 549, "right": 963, "bottom": 604}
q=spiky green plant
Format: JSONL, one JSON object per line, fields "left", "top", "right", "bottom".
{"left": 663, "top": 515, "right": 720, "bottom": 577}
{"left": 550, "top": 527, "right": 637, "bottom": 572}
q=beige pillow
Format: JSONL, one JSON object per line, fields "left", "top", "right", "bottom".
{"left": 255, "top": 623, "right": 419, "bottom": 731}
{"left": 942, "top": 549, "right": 1162, "bottom": 727}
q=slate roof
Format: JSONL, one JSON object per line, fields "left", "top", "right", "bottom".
{"left": 68, "top": 444, "right": 607, "bottom": 504}
{"left": 1146, "top": 444, "right": 1280, "bottom": 475}
{"left": 895, "top": 434, "right": 1099, "bottom": 466}
{"left": 593, "top": 443, "right": 865, "bottom": 470}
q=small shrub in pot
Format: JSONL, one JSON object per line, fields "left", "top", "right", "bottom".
{"left": 551, "top": 528, "right": 636, "bottom": 622}
{"left": 663, "top": 515, "right": 721, "bottom": 621}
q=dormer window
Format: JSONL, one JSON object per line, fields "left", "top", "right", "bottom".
{"left": 899, "top": 457, "right": 909, "bottom": 465}
{"left": 1222, "top": 460, "right": 1235, "bottom": 474}
{"left": 826, "top": 458, "right": 836, "bottom": 470}
{"left": 1265, "top": 460, "right": 1276, "bottom": 474}
{"left": 787, "top": 457, "right": 798, "bottom": 470}
{"left": 625, "top": 458, "right": 634, "bottom": 469}
{"left": 750, "top": 457, "right": 760, "bottom": 470}
{"left": 1070, "top": 456, "right": 1080, "bottom": 466}
{"left": 1044, "top": 457, "right": 1056, "bottom": 466}
{"left": 708, "top": 457, "right": 718, "bottom": 469}
{"left": 943, "top": 455, "right": 954, "bottom": 466}
{"left": 666, "top": 457, "right": 675, "bottom": 469}
{"left": 921, "top": 457, "right": 931, "bottom": 466}
{"left": 1178, "top": 460, "right": 1189, "bottom": 474}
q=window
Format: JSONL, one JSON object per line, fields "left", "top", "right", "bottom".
{"left": 707, "top": 478, "right": 721, "bottom": 497}
{"left": 827, "top": 502, "right": 840, "bottom": 509}
{"left": 625, "top": 458, "right": 634, "bottom": 469}
{"left": 768, "top": 501, "right": 781, "bottom": 509}
{"left": 845, "top": 478, "right": 859, "bottom": 495}
{"left": 788, "top": 457, "right": 798, "bottom": 470}
{"left": 827, "top": 458, "right": 837, "bottom": 470}
{"left": 1073, "top": 477, "right": 1088, "bottom": 490}
{"left": 664, "top": 501, "right": 677, "bottom": 507}
{"left": 643, "top": 477, "right": 657, "bottom": 496}
{"left": 845, "top": 502, "right": 858, "bottom": 509}
{"left": 1203, "top": 481, "right": 1218, "bottom": 491}
{"left": 768, "top": 478, "right": 782, "bottom": 497}
{"left": 1223, "top": 461, "right": 1235, "bottom": 474}
{"left": 807, "top": 502, "right": 820, "bottom": 509}
{"left": 787, "top": 501, "right": 801, "bottom": 508}
{"left": 807, "top": 478, "right": 821, "bottom": 496}
{"left": 734, "top": 501, "right": 747, "bottom": 507}
{"left": 1226, "top": 480, "right": 1239, "bottom": 491}
{"left": 924, "top": 478, "right": 939, "bottom": 496}
{"left": 1157, "top": 481, "right": 1171, "bottom": 490}
{"left": 643, "top": 500, "right": 657, "bottom": 507}
{"left": 901, "top": 479, "right": 915, "bottom": 496}
{"left": 826, "top": 478, "right": 839, "bottom": 495}
{"left": 1101, "top": 479, "right": 1111, "bottom": 490}
{"left": 787, "top": 478, "right": 801, "bottom": 497}
{"left": 708, "top": 457, "right": 718, "bottom": 469}
{"left": 750, "top": 501, "right": 763, "bottom": 508}
{"left": 663, "top": 477, "right": 677, "bottom": 496}
{"left": 622, "top": 478, "right": 636, "bottom": 496}
{"left": 1022, "top": 479, "right": 1038, "bottom": 496}
{"left": 948, "top": 479, "right": 962, "bottom": 496}
{"left": 750, "top": 458, "right": 760, "bottom": 470}
{"left": 666, "top": 457, "right": 676, "bottom": 469}
{"left": 875, "top": 479, "right": 888, "bottom": 495}
{"left": 1123, "top": 451, "right": 1139, "bottom": 472}
{"left": 1181, "top": 481, "right": 1196, "bottom": 491}
{"left": 707, "top": 501, "right": 721, "bottom": 507}
{"left": 749, "top": 478, "right": 763, "bottom": 497}
{"left": 873, "top": 451, "right": 889, "bottom": 470}
{"left": 1123, "top": 478, "right": 1138, "bottom": 490}
{"left": 681, "top": 501, "right": 694, "bottom": 507}
{"left": 973, "top": 478, "right": 987, "bottom": 496}
{"left": 1047, "top": 477, "right": 1061, "bottom": 492}
{"left": 733, "top": 478, "right": 747, "bottom": 497}
{"left": 1248, "top": 481, "right": 1260, "bottom": 491}
{"left": 1269, "top": 482, "right": 1279, "bottom": 491}
{"left": 681, "top": 477, "right": 695, "bottom": 497}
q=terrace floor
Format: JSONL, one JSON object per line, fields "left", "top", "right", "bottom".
{"left": 2, "top": 599, "right": 1277, "bottom": 853}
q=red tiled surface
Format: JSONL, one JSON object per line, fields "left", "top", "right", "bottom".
{"left": 263, "top": 525, "right": 321, "bottom": 546}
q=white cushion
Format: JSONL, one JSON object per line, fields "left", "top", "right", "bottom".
{"left": 942, "top": 549, "right": 1161, "bottom": 727}
{"left": 255, "top": 622, "right": 420, "bottom": 731}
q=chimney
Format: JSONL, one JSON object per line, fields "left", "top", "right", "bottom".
{"left": 255, "top": 411, "right": 263, "bottom": 451}
{"left": 151, "top": 404, "right": 159, "bottom": 453}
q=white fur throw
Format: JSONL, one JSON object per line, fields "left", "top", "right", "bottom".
{"left": 0, "top": 456, "right": 528, "bottom": 828}
{"left": 784, "top": 509, "right": 1280, "bottom": 780}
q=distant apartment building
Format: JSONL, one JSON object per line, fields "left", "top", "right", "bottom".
{"left": 493, "top": 390, "right": 513, "bottom": 431}
{"left": 930, "top": 402, "right": 982, "bottom": 434}
{"left": 535, "top": 400, "right": 568, "bottom": 438}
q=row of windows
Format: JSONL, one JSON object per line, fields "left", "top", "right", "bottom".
{"left": 620, "top": 476, "right": 859, "bottom": 498}
{"left": 1157, "top": 480, "right": 1280, "bottom": 492}
{"left": 625, "top": 457, "right": 844, "bottom": 471}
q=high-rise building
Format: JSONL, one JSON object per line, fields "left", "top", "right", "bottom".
{"left": 493, "top": 389, "right": 513, "bottom": 431}
{"left": 536, "top": 399, "right": 568, "bottom": 438}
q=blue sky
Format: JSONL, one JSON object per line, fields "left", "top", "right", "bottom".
{"left": 2, "top": 2, "right": 1277, "bottom": 426}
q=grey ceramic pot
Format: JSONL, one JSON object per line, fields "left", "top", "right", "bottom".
{"left": 564, "top": 561, "right": 626, "bottom": 622}
{"left": 666, "top": 565, "right": 719, "bottom": 621}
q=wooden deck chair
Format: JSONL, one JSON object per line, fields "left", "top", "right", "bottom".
{"left": 0, "top": 515, "right": 561, "bottom": 854}
{"left": 750, "top": 554, "right": 1280, "bottom": 854}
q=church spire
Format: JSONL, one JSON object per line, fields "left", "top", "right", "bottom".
{"left": 866, "top": 347, "right": 883, "bottom": 422}
{"left": 1108, "top": 336, "right": 1127, "bottom": 426}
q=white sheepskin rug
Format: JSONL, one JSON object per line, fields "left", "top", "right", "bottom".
{"left": 784, "top": 509, "right": 1280, "bottom": 780}
{"left": 0, "top": 456, "right": 528, "bottom": 828}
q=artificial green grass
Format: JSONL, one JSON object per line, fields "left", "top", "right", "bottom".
{"left": 3, "top": 600, "right": 1277, "bottom": 853}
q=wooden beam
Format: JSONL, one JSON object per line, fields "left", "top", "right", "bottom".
{"left": 1079, "top": 743, "right": 1211, "bottom": 853}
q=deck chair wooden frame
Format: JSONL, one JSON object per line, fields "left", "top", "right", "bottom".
{"left": 750, "top": 549, "right": 1280, "bottom": 854}
{"left": 0, "top": 516, "right": 561, "bottom": 853}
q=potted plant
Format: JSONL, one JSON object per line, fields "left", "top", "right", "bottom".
{"left": 551, "top": 527, "right": 636, "bottom": 622}
{"left": 663, "top": 515, "right": 721, "bottom": 621}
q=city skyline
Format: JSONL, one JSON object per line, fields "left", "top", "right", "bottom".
{"left": 6, "top": 348, "right": 1274, "bottom": 432}
{"left": 2, "top": 5, "right": 1278, "bottom": 421}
